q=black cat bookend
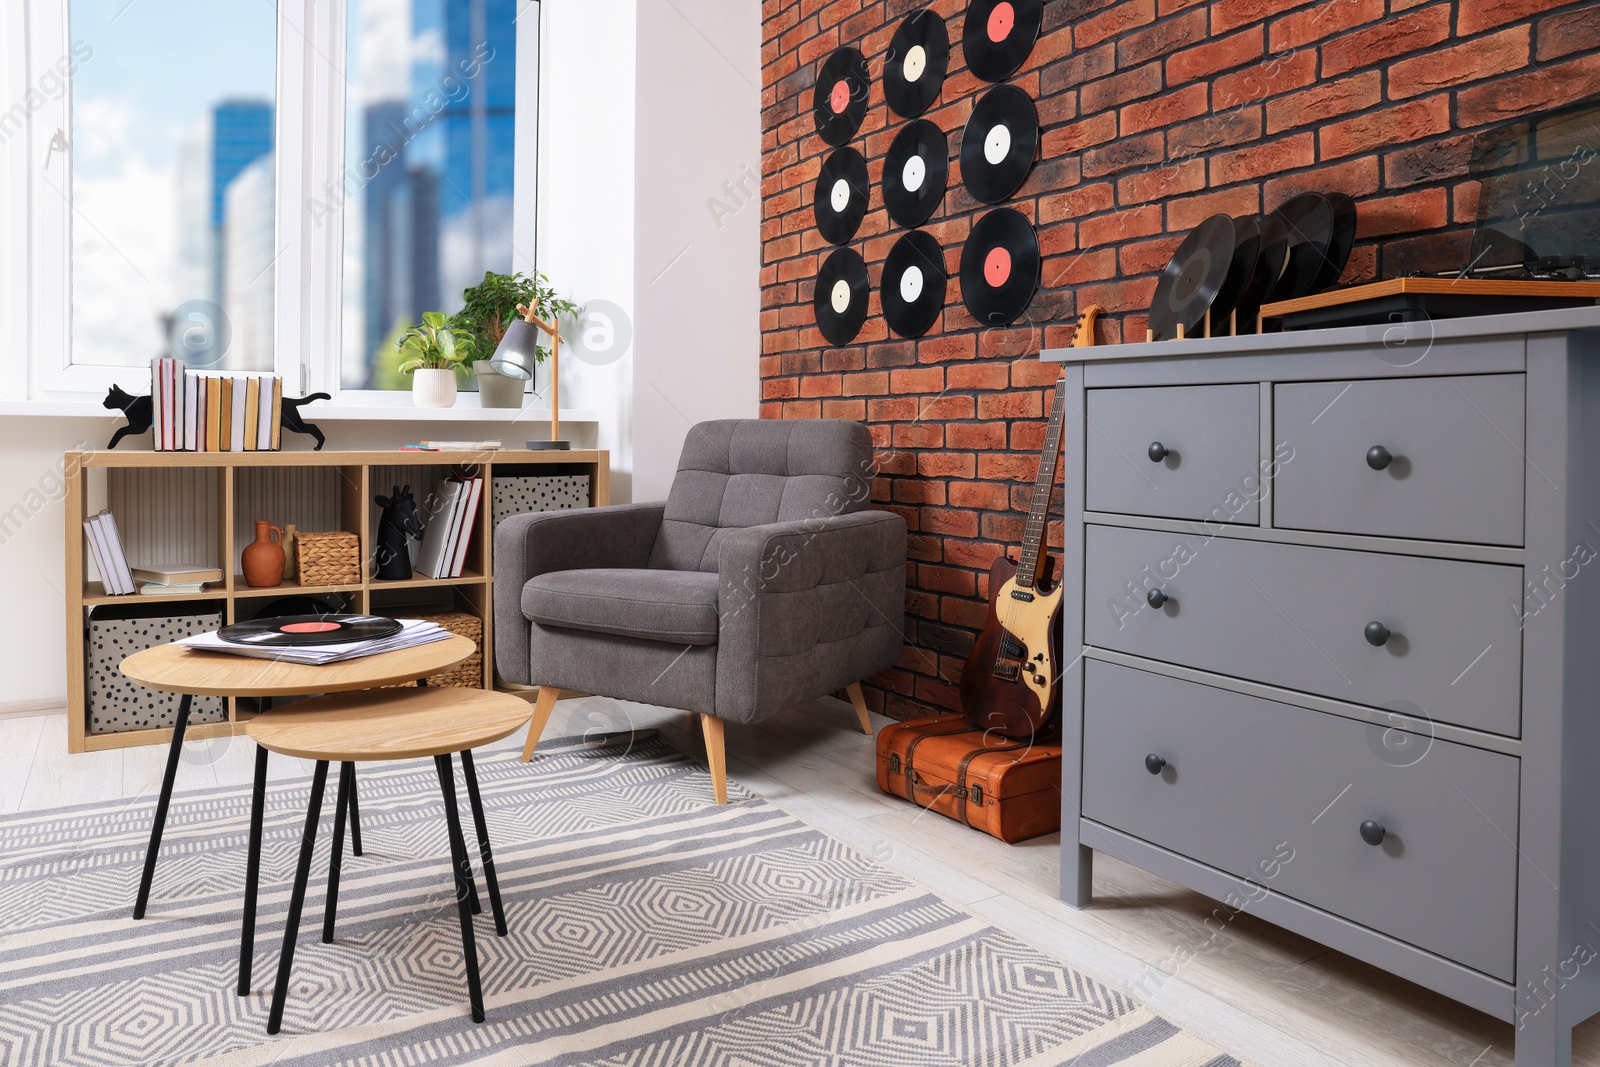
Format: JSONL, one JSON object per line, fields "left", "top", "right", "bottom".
{"left": 103, "top": 386, "right": 332, "bottom": 450}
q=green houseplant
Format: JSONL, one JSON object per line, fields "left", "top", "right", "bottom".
{"left": 396, "top": 311, "right": 473, "bottom": 408}
{"left": 453, "top": 271, "right": 577, "bottom": 407}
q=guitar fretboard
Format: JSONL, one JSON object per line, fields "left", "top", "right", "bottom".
{"left": 1015, "top": 377, "right": 1068, "bottom": 590}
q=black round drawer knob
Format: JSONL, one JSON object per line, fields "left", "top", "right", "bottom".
{"left": 1360, "top": 819, "right": 1386, "bottom": 846}
{"left": 1146, "top": 588, "right": 1168, "bottom": 609}
{"left": 1366, "top": 445, "right": 1393, "bottom": 471}
{"left": 1144, "top": 754, "right": 1167, "bottom": 775}
{"left": 1148, "top": 441, "right": 1169, "bottom": 463}
{"left": 1364, "top": 621, "right": 1391, "bottom": 647}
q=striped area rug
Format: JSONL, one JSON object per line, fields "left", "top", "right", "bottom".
{"left": 0, "top": 732, "right": 1245, "bottom": 1067}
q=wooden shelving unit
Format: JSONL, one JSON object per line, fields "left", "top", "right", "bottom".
{"left": 64, "top": 449, "right": 609, "bottom": 753}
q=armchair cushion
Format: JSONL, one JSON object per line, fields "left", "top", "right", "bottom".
{"left": 523, "top": 568, "right": 720, "bottom": 646}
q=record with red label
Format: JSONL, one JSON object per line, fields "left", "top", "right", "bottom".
{"left": 963, "top": 0, "right": 1044, "bottom": 83}
{"left": 814, "top": 247, "right": 870, "bottom": 346}
{"left": 960, "top": 208, "right": 1040, "bottom": 325}
{"left": 883, "top": 119, "right": 949, "bottom": 228}
{"left": 813, "top": 48, "right": 870, "bottom": 147}
{"left": 217, "top": 613, "right": 402, "bottom": 648}
{"left": 882, "top": 230, "right": 948, "bottom": 338}
{"left": 885, "top": 8, "right": 950, "bottom": 118}
{"left": 1149, "top": 213, "right": 1235, "bottom": 341}
{"left": 814, "top": 147, "right": 870, "bottom": 245}
{"left": 960, "top": 84, "right": 1039, "bottom": 204}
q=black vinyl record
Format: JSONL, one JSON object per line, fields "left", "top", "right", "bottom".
{"left": 1313, "top": 192, "right": 1359, "bottom": 292}
{"left": 1210, "top": 214, "right": 1262, "bottom": 327}
{"left": 963, "top": 0, "right": 1044, "bottom": 83}
{"left": 1233, "top": 213, "right": 1290, "bottom": 329}
{"left": 960, "top": 84, "right": 1039, "bottom": 204}
{"left": 960, "top": 208, "right": 1040, "bottom": 326}
{"left": 885, "top": 8, "right": 950, "bottom": 118}
{"left": 813, "top": 48, "right": 870, "bottom": 147}
{"left": 882, "top": 230, "right": 948, "bottom": 338}
{"left": 218, "top": 613, "right": 402, "bottom": 648}
{"left": 814, "top": 147, "right": 870, "bottom": 245}
{"left": 1149, "top": 213, "right": 1235, "bottom": 341}
{"left": 883, "top": 119, "right": 949, "bottom": 228}
{"left": 1267, "top": 192, "right": 1336, "bottom": 302}
{"left": 814, "top": 247, "right": 870, "bottom": 346}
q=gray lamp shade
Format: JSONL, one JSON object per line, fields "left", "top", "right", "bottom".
{"left": 489, "top": 318, "right": 538, "bottom": 380}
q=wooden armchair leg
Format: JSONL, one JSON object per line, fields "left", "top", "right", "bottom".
{"left": 845, "top": 683, "right": 873, "bottom": 735}
{"left": 698, "top": 713, "right": 728, "bottom": 805}
{"left": 521, "top": 687, "right": 561, "bottom": 762}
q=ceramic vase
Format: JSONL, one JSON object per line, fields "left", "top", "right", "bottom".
{"left": 474, "top": 361, "right": 526, "bottom": 408}
{"left": 241, "top": 521, "right": 285, "bottom": 587}
{"left": 412, "top": 368, "right": 458, "bottom": 408}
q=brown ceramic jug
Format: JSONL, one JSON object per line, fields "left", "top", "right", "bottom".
{"left": 242, "top": 521, "right": 285, "bottom": 587}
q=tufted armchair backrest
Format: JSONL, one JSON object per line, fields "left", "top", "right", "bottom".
{"left": 649, "top": 419, "right": 876, "bottom": 572}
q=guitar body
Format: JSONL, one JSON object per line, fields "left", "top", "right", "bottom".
{"left": 959, "top": 556, "right": 1064, "bottom": 740}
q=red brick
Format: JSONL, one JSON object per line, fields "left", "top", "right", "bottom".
{"left": 919, "top": 565, "right": 974, "bottom": 596}
{"left": 1080, "top": 61, "right": 1165, "bottom": 115}
{"left": 1268, "top": 0, "right": 1384, "bottom": 52}
{"left": 948, "top": 424, "right": 1008, "bottom": 451}
{"left": 1041, "top": 112, "right": 1119, "bottom": 157}
{"left": 1121, "top": 83, "right": 1209, "bottom": 136}
{"left": 1461, "top": 0, "right": 1563, "bottom": 35}
{"left": 1074, "top": 0, "right": 1156, "bottom": 49}
{"left": 1039, "top": 182, "right": 1116, "bottom": 225}
{"left": 889, "top": 366, "right": 944, "bottom": 393}
{"left": 1457, "top": 52, "right": 1600, "bottom": 128}
{"left": 1265, "top": 72, "right": 1381, "bottom": 135}
{"left": 1166, "top": 186, "right": 1262, "bottom": 231}
{"left": 977, "top": 391, "right": 1044, "bottom": 420}
{"left": 1539, "top": 8, "right": 1600, "bottom": 61}
{"left": 917, "top": 452, "right": 976, "bottom": 478}
{"left": 1081, "top": 205, "right": 1163, "bottom": 248}
{"left": 1321, "top": 5, "right": 1451, "bottom": 78}
{"left": 1211, "top": 0, "right": 1315, "bottom": 33}
{"left": 1213, "top": 49, "right": 1317, "bottom": 110}
{"left": 1081, "top": 130, "right": 1166, "bottom": 178}
{"left": 1264, "top": 154, "right": 1380, "bottom": 205}
{"left": 1120, "top": 235, "right": 1183, "bottom": 275}
{"left": 892, "top": 422, "right": 943, "bottom": 448}
{"left": 948, "top": 480, "right": 1009, "bottom": 509}
{"left": 1209, "top": 133, "right": 1315, "bottom": 185}
{"left": 821, "top": 398, "right": 865, "bottom": 420}
{"left": 978, "top": 328, "right": 1041, "bottom": 360}
{"left": 1044, "top": 248, "right": 1118, "bottom": 288}
{"left": 1167, "top": 27, "right": 1263, "bottom": 85}
{"left": 1319, "top": 96, "right": 1451, "bottom": 160}
{"left": 922, "top": 508, "right": 980, "bottom": 538}
{"left": 1390, "top": 26, "right": 1529, "bottom": 100}
{"left": 1357, "top": 189, "right": 1450, "bottom": 238}
{"left": 947, "top": 363, "right": 1009, "bottom": 390}
{"left": 1383, "top": 135, "right": 1476, "bottom": 189}
{"left": 1118, "top": 158, "right": 1207, "bottom": 205}
{"left": 1167, "top": 106, "right": 1263, "bottom": 158}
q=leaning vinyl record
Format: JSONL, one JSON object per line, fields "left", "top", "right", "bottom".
{"left": 1267, "top": 192, "right": 1336, "bottom": 302}
{"left": 218, "top": 613, "right": 403, "bottom": 648}
{"left": 963, "top": 0, "right": 1044, "bottom": 83}
{"left": 1234, "top": 213, "right": 1290, "bottom": 328}
{"left": 1149, "top": 213, "right": 1235, "bottom": 341}
{"left": 883, "top": 119, "right": 949, "bottom": 228}
{"left": 813, "top": 47, "right": 870, "bottom": 147}
{"left": 884, "top": 8, "right": 950, "bottom": 118}
{"left": 814, "top": 147, "right": 870, "bottom": 245}
{"left": 882, "top": 230, "right": 949, "bottom": 338}
{"left": 1209, "top": 213, "right": 1262, "bottom": 329}
{"left": 960, "top": 207, "right": 1040, "bottom": 326}
{"left": 814, "top": 247, "right": 870, "bottom": 346}
{"left": 960, "top": 84, "right": 1039, "bottom": 204}
{"left": 1312, "top": 192, "right": 1359, "bottom": 293}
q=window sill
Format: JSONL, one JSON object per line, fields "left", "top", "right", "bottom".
{"left": 0, "top": 396, "right": 600, "bottom": 423}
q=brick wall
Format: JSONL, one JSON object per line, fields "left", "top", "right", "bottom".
{"left": 759, "top": 0, "right": 1600, "bottom": 720}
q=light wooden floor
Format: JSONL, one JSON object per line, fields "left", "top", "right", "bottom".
{"left": 3, "top": 695, "right": 1593, "bottom": 1066}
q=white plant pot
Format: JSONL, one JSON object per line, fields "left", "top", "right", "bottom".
{"left": 411, "top": 368, "right": 458, "bottom": 408}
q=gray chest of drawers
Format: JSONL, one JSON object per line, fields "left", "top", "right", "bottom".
{"left": 1043, "top": 307, "right": 1600, "bottom": 1067}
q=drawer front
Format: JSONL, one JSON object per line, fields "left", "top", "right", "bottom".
{"left": 1084, "top": 525, "right": 1523, "bottom": 736}
{"left": 1274, "top": 375, "right": 1525, "bottom": 546}
{"left": 1081, "top": 660, "right": 1519, "bottom": 980}
{"left": 1086, "top": 384, "right": 1261, "bottom": 524}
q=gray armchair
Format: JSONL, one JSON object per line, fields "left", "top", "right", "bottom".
{"left": 494, "top": 419, "right": 906, "bottom": 802}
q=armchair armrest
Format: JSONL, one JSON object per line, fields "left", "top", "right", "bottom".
{"left": 493, "top": 502, "right": 666, "bottom": 684}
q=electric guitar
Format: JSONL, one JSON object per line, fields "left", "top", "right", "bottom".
{"left": 958, "top": 306, "right": 1100, "bottom": 740}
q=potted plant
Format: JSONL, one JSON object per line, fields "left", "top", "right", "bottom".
{"left": 396, "top": 311, "right": 471, "bottom": 408}
{"left": 453, "top": 271, "right": 577, "bottom": 408}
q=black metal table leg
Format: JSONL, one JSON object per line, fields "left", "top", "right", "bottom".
{"left": 435, "top": 753, "right": 486, "bottom": 1023}
{"left": 323, "top": 762, "right": 353, "bottom": 944}
{"left": 267, "top": 760, "right": 329, "bottom": 1036}
{"left": 459, "top": 750, "right": 507, "bottom": 937}
{"left": 134, "top": 693, "right": 192, "bottom": 920}
{"left": 238, "top": 743, "right": 269, "bottom": 996}
{"left": 347, "top": 762, "right": 364, "bottom": 856}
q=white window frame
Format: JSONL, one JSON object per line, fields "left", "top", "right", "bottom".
{"left": 2, "top": 0, "right": 540, "bottom": 408}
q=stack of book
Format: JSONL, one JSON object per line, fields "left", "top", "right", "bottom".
{"left": 131, "top": 563, "right": 223, "bottom": 597}
{"left": 414, "top": 475, "right": 485, "bottom": 579}
{"left": 150, "top": 358, "right": 284, "bottom": 452}
{"left": 82, "top": 510, "right": 135, "bottom": 595}
{"left": 179, "top": 618, "right": 452, "bottom": 665}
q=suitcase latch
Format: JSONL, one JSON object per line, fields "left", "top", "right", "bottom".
{"left": 969, "top": 784, "right": 984, "bottom": 806}
{"left": 889, "top": 754, "right": 901, "bottom": 774}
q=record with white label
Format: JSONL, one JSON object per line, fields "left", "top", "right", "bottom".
{"left": 814, "top": 147, "right": 870, "bottom": 245}
{"left": 883, "top": 119, "right": 949, "bottom": 228}
{"left": 814, "top": 247, "right": 870, "bottom": 346}
{"left": 963, "top": 0, "right": 1044, "bottom": 83}
{"left": 813, "top": 48, "right": 871, "bottom": 147}
{"left": 884, "top": 8, "right": 950, "bottom": 118}
{"left": 960, "top": 84, "right": 1038, "bottom": 204}
{"left": 960, "top": 207, "right": 1040, "bottom": 325}
{"left": 882, "top": 230, "right": 948, "bottom": 338}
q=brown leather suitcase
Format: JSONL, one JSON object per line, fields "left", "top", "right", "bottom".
{"left": 875, "top": 717, "right": 1063, "bottom": 843}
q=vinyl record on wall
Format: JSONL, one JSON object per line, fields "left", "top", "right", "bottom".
{"left": 882, "top": 230, "right": 948, "bottom": 338}
{"left": 962, "top": 0, "right": 1044, "bottom": 83}
{"left": 960, "top": 84, "right": 1039, "bottom": 204}
{"left": 812, "top": 47, "right": 870, "bottom": 147}
{"left": 960, "top": 207, "right": 1040, "bottom": 326}
{"left": 814, "top": 246, "right": 870, "bottom": 346}
{"left": 883, "top": 119, "right": 949, "bottom": 228}
{"left": 884, "top": 8, "right": 950, "bottom": 118}
{"left": 813, "top": 147, "right": 870, "bottom": 245}
{"left": 1149, "top": 213, "right": 1235, "bottom": 341}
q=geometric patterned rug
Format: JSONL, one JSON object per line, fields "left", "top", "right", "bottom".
{"left": 0, "top": 732, "right": 1246, "bottom": 1066}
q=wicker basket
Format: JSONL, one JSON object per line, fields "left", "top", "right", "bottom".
{"left": 296, "top": 531, "right": 361, "bottom": 586}
{"left": 395, "top": 611, "right": 483, "bottom": 688}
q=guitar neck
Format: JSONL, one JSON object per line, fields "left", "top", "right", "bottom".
{"left": 1015, "top": 378, "right": 1068, "bottom": 590}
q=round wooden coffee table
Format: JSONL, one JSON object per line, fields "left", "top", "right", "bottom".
{"left": 119, "top": 636, "right": 477, "bottom": 996}
{"left": 246, "top": 686, "right": 532, "bottom": 1034}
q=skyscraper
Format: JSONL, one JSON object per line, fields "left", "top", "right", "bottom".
{"left": 223, "top": 153, "right": 276, "bottom": 371}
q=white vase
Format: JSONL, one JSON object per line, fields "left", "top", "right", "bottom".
{"left": 412, "top": 368, "right": 458, "bottom": 408}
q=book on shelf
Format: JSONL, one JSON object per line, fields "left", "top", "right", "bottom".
{"left": 85, "top": 511, "right": 136, "bottom": 595}
{"left": 418, "top": 440, "right": 503, "bottom": 451}
{"left": 269, "top": 376, "right": 283, "bottom": 450}
{"left": 138, "top": 581, "right": 212, "bottom": 596}
{"left": 130, "top": 563, "right": 224, "bottom": 586}
{"left": 82, "top": 517, "right": 116, "bottom": 595}
{"left": 412, "top": 479, "right": 466, "bottom": 580}
{"left": 230, "top": 375, "right": 248, "bottom": 452}
{"left": 447, "top": 476, "right": 484, "bottom": 578}
{"left": 183, "top": 372, "right": 199, "bottom": 451}
{"left": 205, "top": 377, "right": 222, "bottom": 451}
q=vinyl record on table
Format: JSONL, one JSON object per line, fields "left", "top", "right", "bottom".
{"left": 1312, "top": 192, "right": 1359, "bottom": 293}
{"left": 812, "top": 47, "right": 870, "bottom": 147}
{"left": 1266, "top": 192, "right": 1336, "bottom": 302}
{"left": 884, "top": 8, "right": 950, "bottom": 118}
{"left": 882, "top": 230, "right": 948, "bottom": 338}
{"left": 1149, "top": 213, "right": 1235, "bottom": 341}
{"left": 963, "top": 0, "right": 1044, "bottom": 83}
{"left": 1209, "top": 214, "right": 1262, "bottom": 328}
{"left": 813, "top": 147, "right": 870, "bottom": 245}
{"left": 960, "top": 84, "right": 1039, "bottom": 204}
{"left": 814, "top": 246, "right": 870, "bottom": 346}
{"left": 217, "top": 613, "right": 403, "bottom": 648}
{"left": 1232, "top": 213, "right": 1290, "bottom": 328}
{"left": 883, "top": 119, "right": 949, "bottom": 228}
{"left": 960, "top": 207, "right": 1040, "bottom": 326}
